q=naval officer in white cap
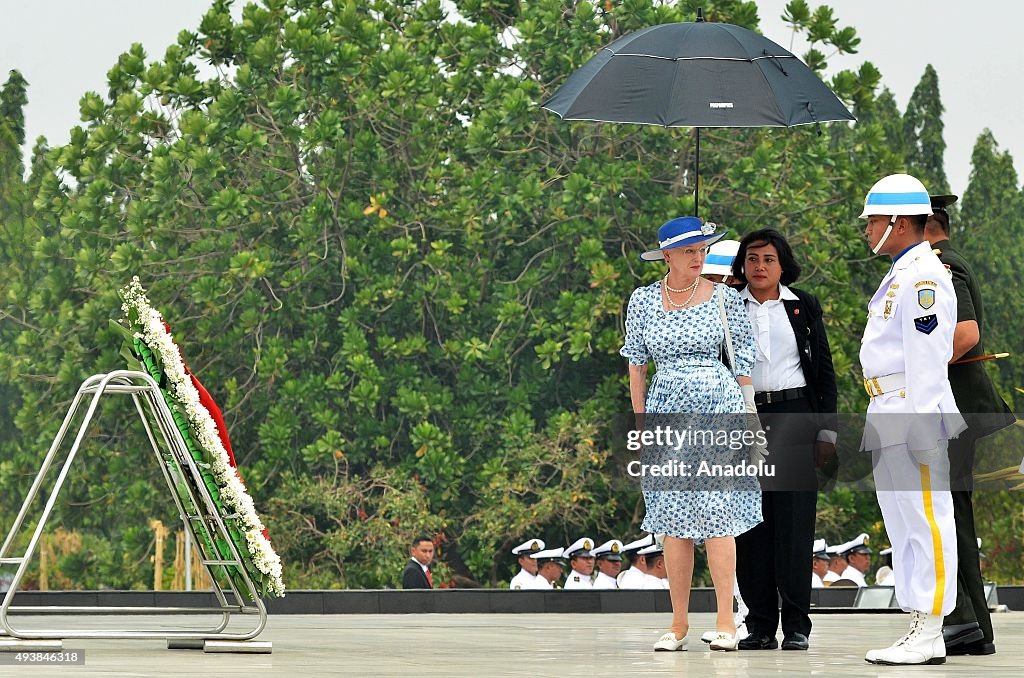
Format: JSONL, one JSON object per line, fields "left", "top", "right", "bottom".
{"left": 859, "top": 173, "right": 965, "bottom": 666}
{"left": 525, "top": 547, "right": 565, "bottom": 589}
{"left": 591, "top": 540, "right": 624, "bottom": 589}
{"left": 636, "top": 542, "right": 670, "bottom": 590}
{"left": 838, "top": 535, "right": 872, "bottom": 588}
{"left": 618, "top": 534, "right": 656, "bottom": 589}
{"left": 876, "top": 548, "right": 895, "bottom": 586}
{"left": 811, "top": 540, "right": 830, "bottom": 589}
{"left": 823, "top": 544, "right": 845, "bottom": 584}
{"left": 563, "top": 538, "right": 596, "bottom": 589}
{"left": 508, "top": 539, "right": 545, "bottom": 590}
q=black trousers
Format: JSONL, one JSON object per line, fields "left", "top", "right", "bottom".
{"left": 944, "top": 434, "right": 993, "bottom": 642}
{"left": 736, "top": 397, "right": 818, "bottom": 638}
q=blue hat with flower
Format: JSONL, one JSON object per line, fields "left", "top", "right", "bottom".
{"left": 641, "top": 216, "right": 729, "bottom": 261}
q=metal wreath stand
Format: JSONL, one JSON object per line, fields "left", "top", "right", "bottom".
{"left": 0, "top": 370, "right": 271, "bottom": 653}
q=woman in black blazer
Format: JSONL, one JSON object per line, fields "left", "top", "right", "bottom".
{"left": 729, "top": 229, "right": 837, "bottom": 652}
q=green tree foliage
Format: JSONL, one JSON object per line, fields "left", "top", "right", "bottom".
{"left": 0, "top": 70, "right": 28, "bottom": 149}
{"left": 944, "top": 129, "right": 1024, "bottom": 585}
{"left": 959, "top": 130, "right": 1024, "bottom": 406}
{"left": 903, "top": 64, "right": 948, "bottom": 193}
{"left": 0, "top": 71, "right": 36, "bottom": 459}
{"left": 0, "top": 0, "right": 1021, "bottom": 588}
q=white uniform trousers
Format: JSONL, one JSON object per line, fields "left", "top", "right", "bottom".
{"left": 872, "top": 442, "right": 957, "bottom": 616}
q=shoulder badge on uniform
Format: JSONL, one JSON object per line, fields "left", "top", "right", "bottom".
{"left": 572, "top": 576, "right": 580, "bottom": 582}
{"left": 917, "top": 289, "right": 935, "bottom": 309}
{"left": 914, "top": 315, "right": 938, "bottom": 334}
{"left": 914, "top": 280, "right": 937, "bottom": 288}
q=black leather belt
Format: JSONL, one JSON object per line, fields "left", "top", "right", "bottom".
{"left": 754, "top": 387, "right": 807, "bottom": 406}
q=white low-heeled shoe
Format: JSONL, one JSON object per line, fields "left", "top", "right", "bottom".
{"left": 709, "top": 632, "right": 738, "bottom": 651}
{"left": 654, "top": 632, "right": 688, "bottom": 652}
{"left": 700, "top": 630, "right": 716, "bottom": 643}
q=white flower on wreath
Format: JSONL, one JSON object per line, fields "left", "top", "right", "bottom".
{"left": 120, "top": 277, "right": 285, "bottom": 597}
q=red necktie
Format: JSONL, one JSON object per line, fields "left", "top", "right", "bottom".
{"left": 426, "top": 569, "right": 433, "bottom": 587}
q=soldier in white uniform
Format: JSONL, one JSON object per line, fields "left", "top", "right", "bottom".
{"left": 618, "top": 534, "right": 656, "bottom": 589}
{"left": 591, "top": 540, "right": 624, "bottom": 589}
{"left": 562, "top": 538, "right": 596, "bottom": 589}
{"left": 637, "top": 543, "right": 670, "bottom": 590}
{"left": 876, "top": 547, "right": 895, "bottom": 586}
{"left": 859, "top": 173, "right": 966, "bottom": 666}
{"left": 811, "top": 539, "right": 830, "bottom": 589}
{"left": 823, "top": 545, "right": 845, "bottom": 584}
{"left": 508, "top": 539, "right": 545, "bottom": 590}
{"left": 525, "top": 547, "right": 564, "bottom": 589}
{"left": 839, "top": 536, "right": 872, "bottom": 588}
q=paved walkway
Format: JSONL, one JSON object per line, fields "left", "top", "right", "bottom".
{"left": 1, "top": 612, "right": 1022, "bottom": 676}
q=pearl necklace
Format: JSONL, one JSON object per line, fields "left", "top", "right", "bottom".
{"left": 664, "top": 274, "right": 698, "bottom": 294}
{"left": 664, "top": 276, "right": 700, "bottom": 309}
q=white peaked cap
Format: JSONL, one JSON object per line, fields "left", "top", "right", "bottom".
{"left": 592, "top": 539, "right": 624, "bottom": 559}
{"left": 563, "top": 537, "right": 594, "bottom": 558}
{"left": 530, "top": 547, "right": 564, "bottom": 560}
{"left": 512, "top": 539, "right": 545, "bottom": 555}
{"left": 622, "top": 534, "right": 656, "bottom": 553}
{"left": 636, "top": 542, "right": 664, "bottom": 556}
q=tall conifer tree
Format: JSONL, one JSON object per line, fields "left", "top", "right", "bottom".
{"left": 903, "top": 64, "right": 948, "bottom": 193}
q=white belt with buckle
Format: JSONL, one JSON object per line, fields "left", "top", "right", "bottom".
{"left": 863, "top": 372, "right": 905, "bottom": 398}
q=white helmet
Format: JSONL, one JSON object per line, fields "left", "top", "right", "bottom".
{"left": 701, "top": 239, "right": 740, "bottom": 277}
{"left": 859, "top": 173, "right": 933, "bottom": 218}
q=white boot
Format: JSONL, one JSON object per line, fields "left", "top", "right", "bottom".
{"left": 865, "top": 611, "right": 946, "bottom": 665}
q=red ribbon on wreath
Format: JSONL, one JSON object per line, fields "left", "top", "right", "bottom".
{"left": 163, "top": 322, "right": 270, "bottom": 541}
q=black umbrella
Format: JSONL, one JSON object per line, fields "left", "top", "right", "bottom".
{"left": 542, "top": 10, "right": 855, "bottom": 214}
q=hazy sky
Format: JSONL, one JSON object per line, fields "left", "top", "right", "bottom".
{"left": 1, "top": 0, "right": 1020, "bottom": 197}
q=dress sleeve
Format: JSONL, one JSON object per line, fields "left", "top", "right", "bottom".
{"left": 723, "top": 285, "right": 756, "bottom": 377}
{"left": 620, "top": 286, "right": 650, "bottom": 366}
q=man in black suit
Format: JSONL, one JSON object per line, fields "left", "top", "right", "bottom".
{"left": 731, "top": 229, "right": 838, "bottom": 652}
{"left": 925, "top": 195, "right": 1014, "bottom": 656}
{"left": 402, "top": 535, "right": 435, "bottom": 589}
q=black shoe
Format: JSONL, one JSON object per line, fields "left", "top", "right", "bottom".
{"left": 738, "top": 633, "right": 778, "bottom": 650}
{"left": 781, "top": 633, "right": 809, "bottom": 651}
{"left": 947, "top": 640, "right": 996, "bottom": 656}
{"left": 943, "top": 622, "right": 985, "bottom": 649}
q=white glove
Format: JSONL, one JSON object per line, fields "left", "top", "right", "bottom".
{"left": 741, "top": 384, "right": 769, "bottom": 461}
{"left": 741, "top": 384, "right": 758, "bottom": 415}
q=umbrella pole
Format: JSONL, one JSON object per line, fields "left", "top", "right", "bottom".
{"left": 694, "top": 126, "right": 700, "bottom": 217}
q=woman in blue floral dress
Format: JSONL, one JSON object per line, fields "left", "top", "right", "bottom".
{"left": 621, "top": 216, "right": 763, "bottom": 652}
